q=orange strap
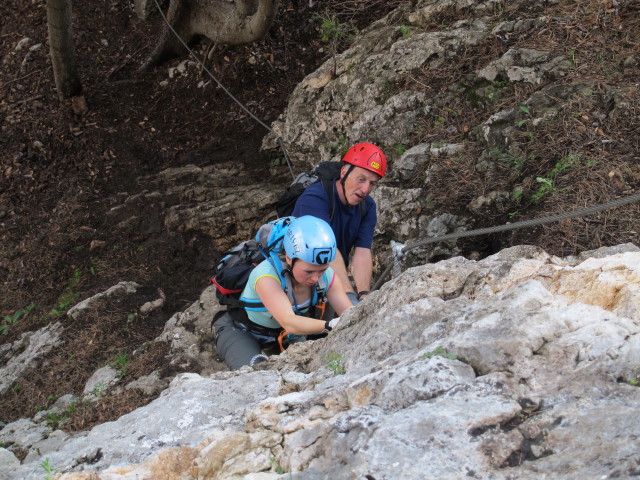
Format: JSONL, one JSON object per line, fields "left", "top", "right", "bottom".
{"left": 277, "top": 329, "right": 289, "bottom": 353}
{"left": 314, "top": 298, "right": 326, "bottom": 319}
{"left": 278, "top": 298, "right": 327, "bottom": 352}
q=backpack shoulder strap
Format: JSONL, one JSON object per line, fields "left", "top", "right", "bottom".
{"left": 239, "top": 256, "right": 294, "bottom": 311}
{"left": 321, "top": 178, "right": 337, "bottom": 222}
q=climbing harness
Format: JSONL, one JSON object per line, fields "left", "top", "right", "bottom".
{"left": 372, "top": 192, "right": 640, "bottom": 292}
{"left": 151, "top": 0, "right": 295, "bottom": 180}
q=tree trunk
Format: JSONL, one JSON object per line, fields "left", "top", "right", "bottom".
{"left": 140, "top": 0, "right": 279, "bottom": 70}
{"left": 47, "top": 0, "right": 82, "bottom": 99}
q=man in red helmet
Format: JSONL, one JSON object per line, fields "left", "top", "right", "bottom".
{"left": 292, "top": 142, "right": 387, "bottom": 305}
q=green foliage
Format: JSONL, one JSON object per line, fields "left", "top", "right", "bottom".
{"left": 465, "top": 79, "right": 511, "bottom": 108}
{"left": 270, "top": 157, "right": 286, "bottom": 167}
{"left": 420, "top": 346, "right": 457, "bottom": 360}
{"left": 50, "top": 268, "right": 82, "bottom": 317}
{"left": 566, "top": 49, "right": 577, "bottom": 66}
{"left": 532, "top": 153, "right": 582, "bottom": 202}
{"left": 492, "top": 148, "right": 531, "bottom": 177}
{"left": 397, "top": 25, "right": 412, "bottom": 39}
{"left": 316, "top": 11, "right": 356, "bottom": 45}
{"left": 393, "top": 144, "right": 407, "bottom": 155}
{"left": 91, "top": 382, "right": 107, "bottom": 397}
{"left": 330, "top": 133, "right": 350, "bottom": 158}
{"left": 111, "top": 352, "right": 130, "bottom": 378}
{"left": 314, "top": 10, "right": 356, "bottom": 76}
{"left": 532, "top": 177, "right": 556, "bottom": 201}
{"left": 45, "top": 412, "right": 63, "bottom": 429}
{"left": 327, "top": 352, "right": 345, "bottom": 375}
{"left": 41, "top": 458, "right": 56, "bottom": 480}
{"left": 269, "top": 455, "right": 285, "bottom": 474}
{"left": 1, "top": 302, "right": 36, "bottom": 335}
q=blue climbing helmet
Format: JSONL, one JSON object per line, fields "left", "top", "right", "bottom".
{"left": 283, "top": 216, "right": 337, "bottom": 265}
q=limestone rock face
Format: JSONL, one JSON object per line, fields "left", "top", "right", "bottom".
{"left": 4, "top": 244, "right": 640, "bottom": 480}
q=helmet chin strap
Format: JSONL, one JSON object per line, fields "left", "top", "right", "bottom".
{"left": 339, "top": 164, "right": 356, "bottom": 207}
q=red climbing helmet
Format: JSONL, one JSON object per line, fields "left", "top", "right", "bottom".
{"left": 342, "top": 142, "right": 387, "bottom": 178}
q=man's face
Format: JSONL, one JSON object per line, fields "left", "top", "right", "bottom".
{"left": 340, "top": 165, "right": 380, "bottom": 205}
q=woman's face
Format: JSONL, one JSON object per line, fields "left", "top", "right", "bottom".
{"left": 289, "top": 258, "right": 329, "bottom": 287}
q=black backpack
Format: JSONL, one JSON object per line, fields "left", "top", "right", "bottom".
{"left": 276, "top": 161, "right": 366, "bottom": 219}
{"left": 211, "top": 217, "right": 330, "bottom": 312}
{"left": 212, "top": 217, "right": 293, "bottom": 310}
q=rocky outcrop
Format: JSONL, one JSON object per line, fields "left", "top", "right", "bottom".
{"left": 2, "top": 243, "right": 639, "bottom": 479}
{"left": 261, "top": 0, "right": 639, "bottom": 265}
{"left": 0, "top": 321, "right": 64, "bottom": 396}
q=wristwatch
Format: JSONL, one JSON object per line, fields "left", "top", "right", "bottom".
{"left": 320, "top": 320, "right": 333, "bottom": 334}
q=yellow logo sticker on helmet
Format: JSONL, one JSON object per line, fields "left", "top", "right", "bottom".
{"left": 370, "top": 161, "right": 380, "bottom": 170}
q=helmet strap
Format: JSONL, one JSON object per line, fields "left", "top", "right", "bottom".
{"left": 339, "top": 164, "right": 356, "bottom": 207}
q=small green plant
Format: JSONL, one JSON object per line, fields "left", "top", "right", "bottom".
{"left": 393, "top": 144, "right": 407, "bottom": 155}
{"left": 531, "top": 153, "right": 581, "bottom": 202}
{"left": 433, "top": 116, "right": 446, "bottom": 126}
{"left": 41, "top": 458, "right": 55, "bottom": 480}
{"left": 45, "top": 412, "right": 63, "bottom": 429}
{"left": 566, "top": 49, "right": 577, "bottom": 66}
{"left": 420, "top": 346, "right": 457, "bottom": 360}
{"left": 397, "top": 25, "right": 412, "bottom": 39}
{"left": 513, "top": 189, "right": 523, "bottom": 202}
{"left": 111, "top": 352, "right": 130, "bottom": 378}
{"left": 91, "top": 382, "right": 107, "bottom": 397}
{"left": 1, "top": 302, "right": 36, "bottom": 335}
{"left": 315, "top": 10, "right": 356, "bottom": 77}
{"left": 50, "top": 269, "right": 82, "bottom": 316}
{"left": 532, "top": 177, "right": 556, "bottom": 202}
{"left": 270, "top": 157, "right": 286, "bottom": 167}
{"left": 330, "top": 133, "right": 350, "bottom": 158}
{"left": 517, "top": 105, "right": 532, "bottom": 127}
{"left": 269, "top": 455, "right": 285, "bottom": 474}
{"left": 327, "top": 352, "right": 345, "bottom": 375}
{"left": 630, "top": 379, "right": 639, "bottom": 386}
